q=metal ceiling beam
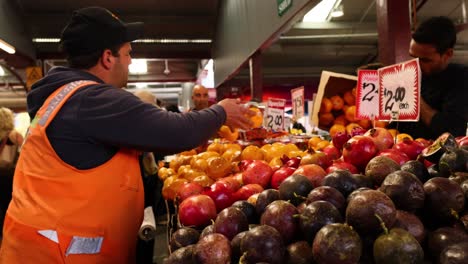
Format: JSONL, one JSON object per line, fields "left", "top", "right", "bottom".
{"left": 293, "top": 22, "right": 376, "bottom": 30}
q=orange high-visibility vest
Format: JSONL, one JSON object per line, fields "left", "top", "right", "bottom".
{"left": 0, "top": 81, "right": 144, "bottom": 264}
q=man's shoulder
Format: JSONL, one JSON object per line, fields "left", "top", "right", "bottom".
{"left": 447, "top": 63, "right": 468, "bottom": 75}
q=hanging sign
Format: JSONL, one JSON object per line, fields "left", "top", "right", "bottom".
{"left": 264, "top": 98, "right": 286, "bottom": 131}
{"left": 26, "top": 66, "right": 43, "bottom": 91}
{"left": 291, "top": 86, "right": 304, "bottom": 120}
{"left": 277, "top": 0, "right": 293, "bottom": 17}
{"left": 356, "top": 70, "right": 380, "bottom": 120}
{"left": 378, "top": 58, "right": 421, "bottom": 121}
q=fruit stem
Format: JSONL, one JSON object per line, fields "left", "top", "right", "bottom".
{"left": 293, "top": 192, "right": 307, "bottom": 201}
{"left": 451, "top": 208, "right": 460, "bottom": 220}
{"left": 374, "top": 214, "right": 388, "bottom": 235}
{"left": 439, "top": 161, "right": 453, "bottom": 175}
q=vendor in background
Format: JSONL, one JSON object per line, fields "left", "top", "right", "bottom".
{"left": 396, "top": 16, "right": 467, "bottom": 139}
{"left": 0, "top": 107, "right": 23, "bottom": 244}
{"left": 0, "top": 6, "right": 254, "bottom": 263}
{"left": 190, "top": 84, "right": 210, "bottom": 111}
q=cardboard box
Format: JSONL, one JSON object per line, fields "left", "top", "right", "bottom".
{"left": 311, "top": 71, "right": 358, "bottom": 131}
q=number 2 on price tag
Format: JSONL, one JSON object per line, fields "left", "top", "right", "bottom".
{"left": 356, "top": 70, "right": 379, "bottom": 120}
{"left": 264, "top": 98, "right": 286, "bottom": 131}
{"left": 378, "top": 59, "right": 420, "bottom": 121}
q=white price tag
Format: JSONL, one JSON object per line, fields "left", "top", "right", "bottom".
{"left": 356, "top": 70, "right": 379, "bottom": 120}
{"left": 264, "top": 98, "right": 286, "bottom": 131}
{"left": 291, "top": 87, "right": 304, "bottom": 120}
{"left": 378, "top": 59, "right": 421, "bottom": 121}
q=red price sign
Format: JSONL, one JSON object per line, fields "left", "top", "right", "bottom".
{"left": 291, "top": 86, "right": 304, "bottom": 120}
{"left": 356, "top": 70, "right": 380, "bottom": 120}
{"left": 378, "top": 59, "right": 421, "bottom": 121}
{"left": 264, "top": 98, "right": 286, "bottom": 131}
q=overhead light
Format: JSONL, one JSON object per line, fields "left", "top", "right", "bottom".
{"left": 303, "top": 0, "right": 341, "bottom": 22}
{"left": 129, "top": 59, "right": 147, "bottom": 74}
{"left": 32, "top": 38, "right": 212, "bottom": 44}
{"left": 0, "top": 39, "right": 16, "bottom": 54}
{"left": 135, "top": 83, "right": 147, "bottom": 89}
{"left": 0, "top": 66, "right": 5, "bottom": 76}
{"left": 32, "top": 38, "right": 60, "bottom": 43}
{"left": 331, "top": 5, "right": 344, "bottom": 17}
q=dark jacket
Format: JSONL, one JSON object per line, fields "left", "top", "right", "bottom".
{"left": 27, "top": 66, "right": 226, "bottom": 169}
{"left": 394, "top": 63, "right": 468, "bottom": 139}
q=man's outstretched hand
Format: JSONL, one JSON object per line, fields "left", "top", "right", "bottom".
{"left": 217, "top": 99, "right": 255, "bottom": 130}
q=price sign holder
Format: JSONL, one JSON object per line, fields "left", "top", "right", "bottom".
{"left": 291, "top": 86, "right": 305, "bottom": 120}
{"left": 356, "top": 70, "right": 380, "bottom": 120}
{"left": 264, "top": 98, "right": 286, "bottom": 131}
{"left": 378, "top": 58, "right": 421, "bottom": 121}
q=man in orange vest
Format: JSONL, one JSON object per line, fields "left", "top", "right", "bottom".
{"left": 0, "top": 6, "right": 253, "bottom": 263}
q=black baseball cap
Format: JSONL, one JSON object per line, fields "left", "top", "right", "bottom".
{"left": 60, "top": 7, "right": 144, "bottom": 56}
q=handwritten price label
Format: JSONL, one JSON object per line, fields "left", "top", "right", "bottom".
{"left": 264, "top": 98, "right": 286, "bottom": 131}
{"left": 356, "top": 70, "right": 380, "bottom": 120}
{"left": 291, "top": 87, "right": 304, "bottom": 120}
{"left": 378, "top": 59, "right": 420, "bottom": 121}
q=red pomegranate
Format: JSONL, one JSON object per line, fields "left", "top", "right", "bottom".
{"left": 342, "top": 136, "right": 378, "bottom": 170}
{"left": 364, "top": 127, "right": 394, "bottom": 151}
{"left": 322, "top": 145, "right": 341, "bottom": 160}
{"left": 377, "top": 149, "right": 410, "bottom": 166}
{"left": 325, "top": 159, "right": 359, "bottom": 174}
{"left": 393, "top": 138, "right": 426, "bottom": 160}
{"left": 332, "top": 131, "right": 351, "bottom": 150}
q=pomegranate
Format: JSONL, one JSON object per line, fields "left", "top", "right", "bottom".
{"left": 233, "top": 184, "right": 264, "bottom": 201}
{"left": 350, "top": 126, "right": 366, "bottom": 137}
{"left": 281, "top": 155, "right": 301, "bottom": 169}
{"left": 342, "top": 136, "right": 378, "bottom": 170}
{"left": 270, "top": 167, "right": 296, "bottom": 189}
{"left": 179, "top": 194, "right": 217, "bottom": 228}
{"left": 322, "top": 145, "right": 341, "bottom": 160}
{"left": 176, "top": 182, "right": 205, "bottom": 202}
{"left": 300, "top": 152, "right": 332, "bottom": 169}
{"left": 326, "top": 159, "right": 359, "bottom": 174}
{"left": 239, "top": 160, "right": 254, "bottom": 171}
{"left": 377, "top": 149, "right": 410, "bottom": 166}
{"left": 393, "top": 138, "right": 426, "bottom": 160}
{"left": 364, "top": 127, "right": 394, "bottom": 151}
{"left": 332, "top": 131, "right": 351, "bottom": 150}
{"left": 242, "top": 160, "right": 273, "bottom": 188}
{"left": 203, "top": 181, "right": 236, "bottom": 212}
{"left": 293, "top": 164, "right": 327, "bottom": 187}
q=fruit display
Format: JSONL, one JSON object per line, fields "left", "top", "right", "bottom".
{"left": 161, "top": 129, "right": 468, "bottom": 264}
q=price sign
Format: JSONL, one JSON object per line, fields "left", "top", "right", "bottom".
{"left": 378, "top": 59, "right": 420, "bottom": 121}
{"left": 356, "top": 70, "right": 380, "bottom": 120}
{"left": 291, "top": 86, "right": 305, "bottom": 120}
{"left": 264, "top": 98, "right": 286, "bottom": 131}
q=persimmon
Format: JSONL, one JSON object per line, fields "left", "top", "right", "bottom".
{"left": 330, "top": 95, "right": 344, "bottom": 111}
{"left": 334, "top": 115, "right": 348, "bottom": 126}
{"left": 329, "top": 124, "right": 346, "bottom": 137}
{"left": 320, "top": 97, "right": 333, "bottom": 113}
{"left": 345, "top": 105, "right": 357, "bottom": 122}
{"left": 374, "top": 120, "right": 389, "bottom": 128}
{"left": 396, "top": 133, "right": 413, "bottom": 143}
{"left": 240, "top": 145, "right": 264, "bottom": 160}
{"left": 308, "top": 137, "right": 322, "bottom": 149}
{"left": 343, "top": 91, "right": 355, "bottom": 106}
{"left": 319, "top": 112, "right": 334, "bottom": 127}
{"left": 315, "top": 140, "right": 330, "bottom": 151}
{"left": 357, "top": 119, "right": 371, "bottom": 129}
